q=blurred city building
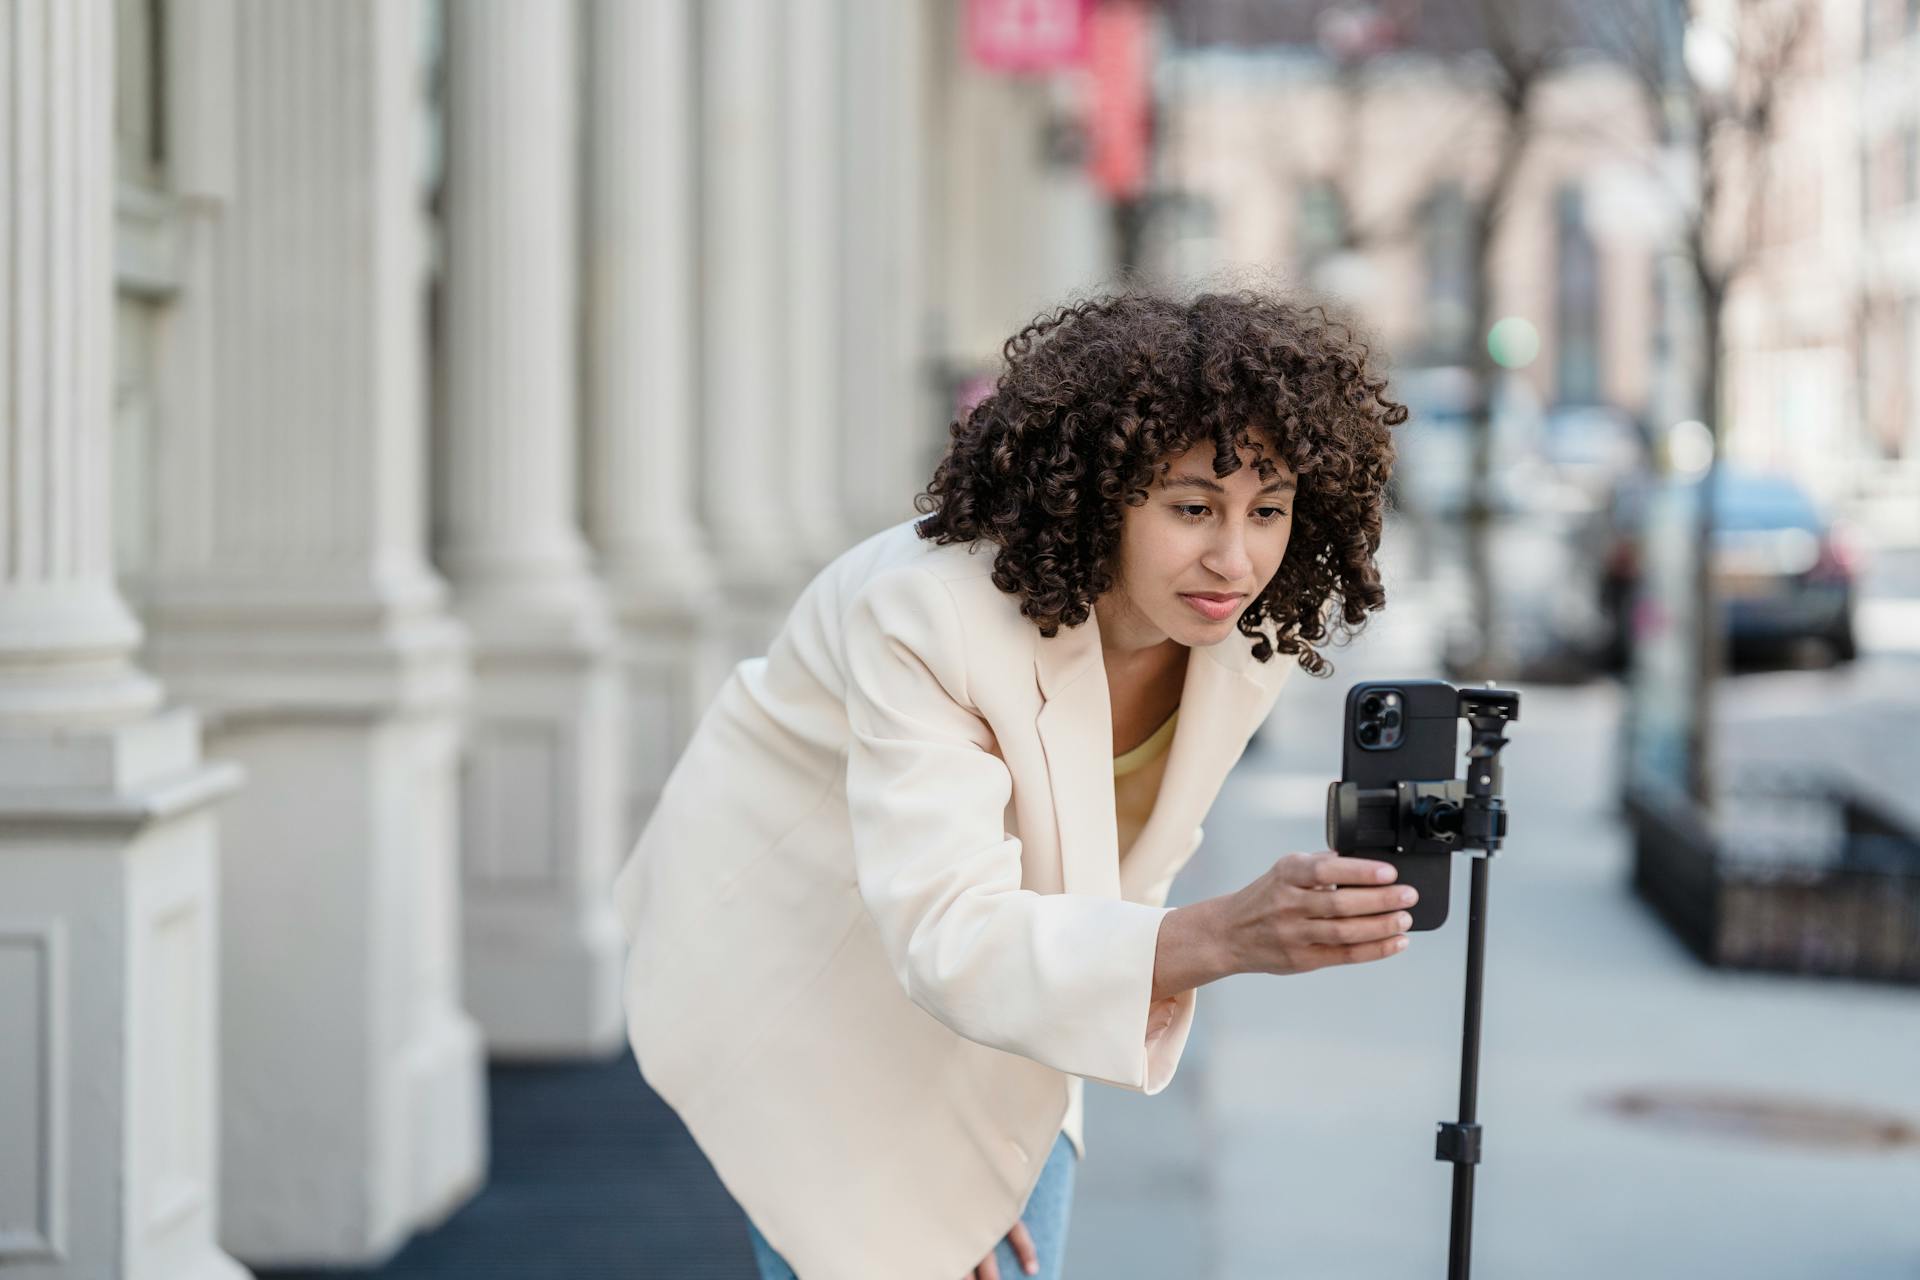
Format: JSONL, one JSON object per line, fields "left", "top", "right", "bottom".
{"left": 4, "top": 0, "right": 1135, "bottom": 1273}
{"left": 1724, "top": 0, "right": 1920, "bottom": 536}
{"left": 1153, "top": 0, "right": 1920, "bottom": 537}
{"left": 1157, "top": 7, "right": 1655, "bottom": 415}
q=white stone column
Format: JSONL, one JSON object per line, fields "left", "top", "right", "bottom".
{"left": 581, "top": 0, "right": 725, "bottom": 843}
{"left": 781, "top": 0, "right": 852, "bottom": 565}
{"left": 135, "top": 0, "right": 486, "bottom": 1263}
{"left": 699, "top": 0, "right": 813, "bottom": 644}
{"left": 0, "top": 2, "right": 246, "bottom": 1276}
{"left": 438, "top": 0, "right": 628, "bottom": 1057}
{"left": 840, "top": 0, "right": 936, "bottom": 539}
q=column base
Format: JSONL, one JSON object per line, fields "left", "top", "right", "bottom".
{"left": 456, "top": 606, "right": 630, "bottom": 1060}
{"left": 180, "top": 648, "right": 486, "bottom": 1267}
{"left": 463, "top": 912, "right": 627, "bottom": 1058}
{"left": 153, "top": 1245, "right": 255, "bottom": 1280}
{"left": 397, "top": 1009, "right": 490, "bottom": 1230}
{"left": 0, "top": 710, "right": 250, "bottom": 1280}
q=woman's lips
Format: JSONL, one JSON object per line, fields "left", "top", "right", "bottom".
{"left": 1180, "top": 593, "right": 1243, "bottom": 621}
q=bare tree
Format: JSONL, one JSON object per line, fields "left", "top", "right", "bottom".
{"left": 1446, "top": 0, "right": 1580, "bottom": 678}
{"left": 1587, "top": 0, "right": 1814, "bottom": 803}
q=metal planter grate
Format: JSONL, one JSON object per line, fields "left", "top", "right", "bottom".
{"left": 1627, "top": 772, "right": 1920, "bottom": 985}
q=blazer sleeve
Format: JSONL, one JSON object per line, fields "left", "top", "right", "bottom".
{"left": 842, "top": 566, "right": 1189, "bottom": 1094}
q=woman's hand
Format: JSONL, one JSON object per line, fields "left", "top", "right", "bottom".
{"left": 968, "top": 1219, "right": 1039, "bottom": 1278}
{"left": 1215, "top": 850, "right": 1416, "bottom": 977}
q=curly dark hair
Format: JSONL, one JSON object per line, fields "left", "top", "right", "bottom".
{"left": 913, "top": 288, "right": 1407, "bottom": 674}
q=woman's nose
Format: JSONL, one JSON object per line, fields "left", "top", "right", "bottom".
{"left": 1204, "top": 524, "right": 1254, "bottom": 581}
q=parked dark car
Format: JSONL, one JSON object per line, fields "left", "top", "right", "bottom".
{"left": 1598, "top": 468, "right": 1861, "bottom": 667}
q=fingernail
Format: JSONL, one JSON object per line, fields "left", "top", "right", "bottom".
{"left": 1393, "top": 936, "right": 1409, "bottom": 952}
{"left": 1026, "top": 1265, "right": 1039, "bottom": 1276}
{"left": 1376, "top": 864, "right": 1396, "bottom": 882}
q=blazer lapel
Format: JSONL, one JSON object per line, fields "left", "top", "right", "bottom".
{"left": 1118, "top": 638, "right": 1290, "bottom": 901}
{"left": 1033, "top": 609, "right": 1293, "bottom": 901}
{"left": 1033, "top": 610, "right": 1120, "bottom": 900}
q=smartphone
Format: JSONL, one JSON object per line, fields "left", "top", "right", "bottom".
{"left": 1335, "top": 679, "right": 1458, "bottom": 931}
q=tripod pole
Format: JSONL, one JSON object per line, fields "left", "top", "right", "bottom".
{"left": 1441, "top": 856, "right": 1491, "bottom": 1280}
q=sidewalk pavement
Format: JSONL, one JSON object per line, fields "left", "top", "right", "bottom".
{"left": 1067, "top": 563, "right": 1920, "bottom": 1279}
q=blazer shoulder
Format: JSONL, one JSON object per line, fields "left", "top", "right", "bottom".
{"left": 829, "top": 521, "right": 1020, "bottom": 628}
{"left": 832, "top": 530, "right": 1035, "bottom": 700}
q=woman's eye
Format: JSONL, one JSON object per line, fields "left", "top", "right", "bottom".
{"left": 1173, "top": 504, "right": 1288, "bottom": 522}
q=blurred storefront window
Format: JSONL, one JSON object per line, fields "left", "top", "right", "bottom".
{"left": 111, "top": 0, "right": 170, "bottom": 601}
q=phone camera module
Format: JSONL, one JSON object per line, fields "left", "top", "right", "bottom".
{"left": 1356, "top": 688, "right": 1403, "bottom": 751}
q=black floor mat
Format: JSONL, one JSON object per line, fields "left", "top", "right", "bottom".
{"left": 255, "top": 1055, "right": 758, "bottom": 1278}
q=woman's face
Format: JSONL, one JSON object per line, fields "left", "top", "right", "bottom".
{"left": 1099, "top": 437, "right": 1297, "bottom": 654}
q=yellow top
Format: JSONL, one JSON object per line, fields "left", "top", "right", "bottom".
{"left": 1113, "top": 705, "right": 1180, "bottom": 778}
{"left": 1113, "top": 706, "right": 1178, "bottom": 863}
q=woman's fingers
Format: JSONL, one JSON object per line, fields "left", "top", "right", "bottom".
{"left": 1278, "top": 851, "right": 1398, "bottom": 889}
{"left": 1303, "top": 884, "right": 1417, "bottom": 919}
{"left": 970, "top": 1220, "right": 1039, "bottom": 1279}
{"left": 1337, "top": 935, "right": 1411, "bottom": 965}
{"left": 1009, "top": 1221, "right": 1039, "bottom": 1276}
{"left": 1304, "top": 935, "right": 1411, "bottom": 968}
{"left": 1304, "top": 912, "right": 1413, "bottom": 946}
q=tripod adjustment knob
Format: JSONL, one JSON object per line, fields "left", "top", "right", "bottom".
{"left": 1435, "top": 1121, "right": 1482, "bottom": 1165}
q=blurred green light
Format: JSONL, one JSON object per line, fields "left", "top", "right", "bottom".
{"left": 1487, "top": 316, "right": 1540, "bottom": 370}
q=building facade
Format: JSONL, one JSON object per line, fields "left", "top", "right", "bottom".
{"left": 1724, "top": 0, "right": 1920, "bottom": 536}
{"left": 2, "top": 0, "right": 1123, "bottom": 1273}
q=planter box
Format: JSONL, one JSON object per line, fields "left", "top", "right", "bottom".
{"left": 1626, "top": 775, "right": 1920, "bottom": 985}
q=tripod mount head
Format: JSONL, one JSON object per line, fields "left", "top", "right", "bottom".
{"left": 1324, "top": 684, "right": 1520, "bottom": 860}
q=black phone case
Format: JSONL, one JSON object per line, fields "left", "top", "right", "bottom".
{"left": 1339, "top": 679, "right": 1457, "bottom": 931}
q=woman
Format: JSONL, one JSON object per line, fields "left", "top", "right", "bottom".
{"left": 611, "top": 289, "right": 1415, "bottom": 1279}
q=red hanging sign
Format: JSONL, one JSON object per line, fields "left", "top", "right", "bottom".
{"left": 1086, "top": 0, "right": 1152, "bottom": 198}
{"left": 965, "top": 0, "right": 1093, "bottom": 73}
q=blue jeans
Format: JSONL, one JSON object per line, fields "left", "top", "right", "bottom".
{"left": 744, "top": 1131, "right": 1078, "bottom": 1279}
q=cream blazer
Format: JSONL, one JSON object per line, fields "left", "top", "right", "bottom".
{"left": 611, "top": 517, "right": 1293, "bottom": 1279}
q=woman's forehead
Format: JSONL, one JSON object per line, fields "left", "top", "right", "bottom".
{"left": 1154, "top": 436, "right": 1297, "bottom": 483}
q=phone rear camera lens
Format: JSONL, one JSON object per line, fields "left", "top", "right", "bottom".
{"left": 1381, "top": 708, "right": 1402, "bottom": 729}
{"left": 1357, "top": 722, "right": 1381, "bottom": 746}
{"left": 1360, "top": 694, "right": 1384, "bottom": 716}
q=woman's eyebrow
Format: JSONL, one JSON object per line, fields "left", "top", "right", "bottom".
{"left": 1166, "top": 472, "right": 1298, "bottom": 495}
